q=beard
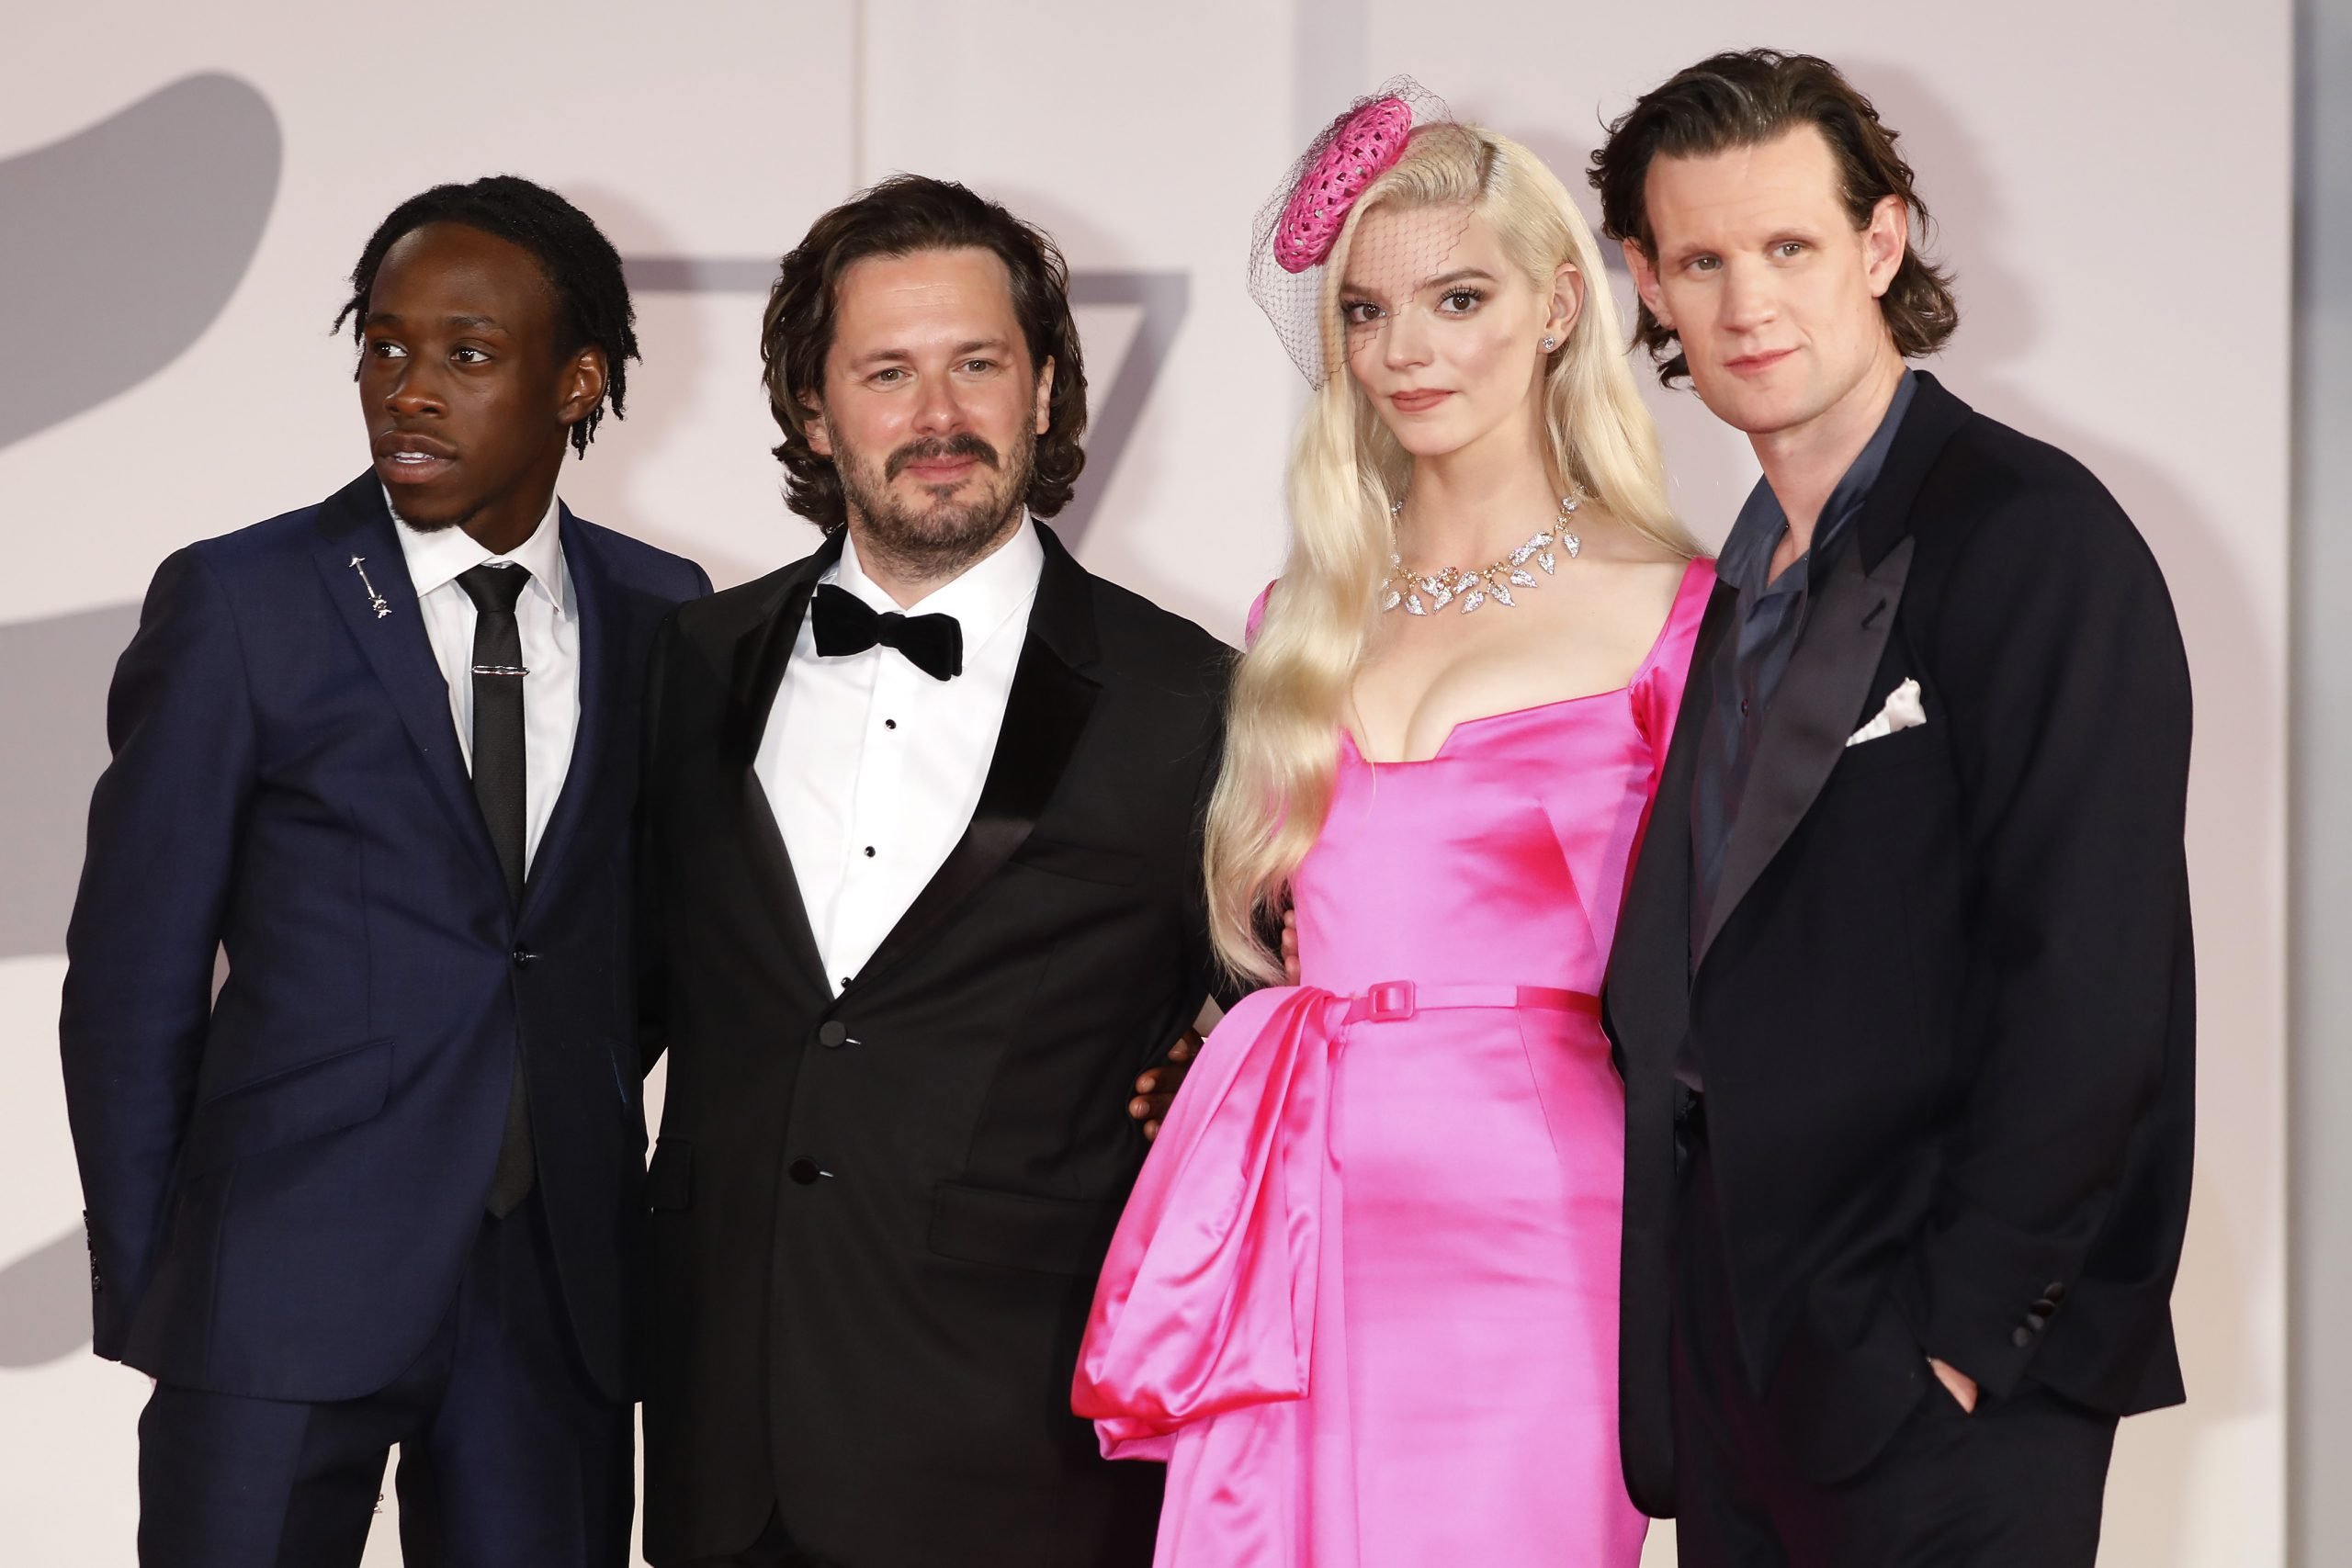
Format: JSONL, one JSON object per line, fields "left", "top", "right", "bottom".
{"left": 833, "top": 424, "right": 1036, "bottom": 584}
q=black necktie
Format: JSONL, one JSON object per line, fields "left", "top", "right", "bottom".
{"left": 810, "top": 581, "right": 963, "bottom": 680}
{"left": 456, "top": 562, "right": 536, "bottom": 1218}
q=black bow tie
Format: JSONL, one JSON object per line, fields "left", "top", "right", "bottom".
{"left": 810, "top": 581, "right": 964, "bottom": 681}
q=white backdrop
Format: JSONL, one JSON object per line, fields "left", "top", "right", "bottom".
{"left": 0, "top": 4, "right": 2289, "bottom": 1563}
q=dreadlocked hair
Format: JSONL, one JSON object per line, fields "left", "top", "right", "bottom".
{"left": 333, "top": 175, "right": 639, "bottom": 457}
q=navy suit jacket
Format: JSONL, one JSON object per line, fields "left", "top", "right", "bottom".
{"left": 61, "top": 471, "right": 708, "bottom": 1403}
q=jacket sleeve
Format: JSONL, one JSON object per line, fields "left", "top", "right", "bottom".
{"left": 1912, "top": 486, "right": 2194, "bottom": 1399}
{"left": 635, "top": 561, "right": 713, "bottom": 1075}
{"left": 59, "top": 547, "right": 258, "bottom": 1359}
{"left": 636, "top": 604, "right": 684, "bottom": 1076}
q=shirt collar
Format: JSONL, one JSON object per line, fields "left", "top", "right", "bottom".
{"left": 830, "top": 511, "right": 1045, "bottom": 646}
{"left": 1718, "top": 367, "right": 1918, "bottom": 599}
{"left": 385, "top": 487, "right": 572, "bottom": 618}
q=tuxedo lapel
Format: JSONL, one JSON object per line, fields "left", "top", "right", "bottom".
{"left": 723, "top": 536, "right": 842, "bottom": 994}
{"left": 852, "top": 525, "right": 1102, "bottom": 994}
{"left": 310, "top": 473, "right": 502, "bottom": 884}
{"left": 1693, "top": 371, "right": 1973, "bottom": 971}
{"left": 1695, "top": 534, "right": 1914, "bottom": 971}
{"left": 520, "top": 507, "right": 616, "bottom": 916}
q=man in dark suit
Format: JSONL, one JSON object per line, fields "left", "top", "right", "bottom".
{"left": 636, "top": 175, "right": 1227, "bottom": 1568}
{"left": 61, "top": 176, "right": 709, "bottom": 1567}
{"left": 1589, "top": 52, "right": 2195, "bottom": 1566}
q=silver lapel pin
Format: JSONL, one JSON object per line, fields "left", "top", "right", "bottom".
{"left": 348, "top": 555, "right": 391, "bottom": 619}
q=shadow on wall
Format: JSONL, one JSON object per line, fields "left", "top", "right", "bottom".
{"left": 0, "top": 71, "right": 279, "bottom": 1368}
{"left": 0, "top": 73, "right": 280, "bottom": 450}
{"left": 0, "top": 70, "right": 281, "bottom": 961}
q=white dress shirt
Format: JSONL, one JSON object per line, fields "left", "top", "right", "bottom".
{"left": 390, "top": 490, "right": 581, "bottom": 873}
{"left": 755, "top": 518, "right": 1045, "bottom": 993}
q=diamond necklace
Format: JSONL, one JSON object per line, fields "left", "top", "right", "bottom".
{"left": 1381, "top": 489, "right": 1586, "bottom": 615}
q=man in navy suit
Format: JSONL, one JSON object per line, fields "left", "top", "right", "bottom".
{"left": 60, "top": 175, "right": 709, "bottom": 1567}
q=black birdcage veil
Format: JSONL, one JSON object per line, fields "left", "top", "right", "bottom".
{"left": 1249, "top": 78, "right": 1475, "bottom": 387}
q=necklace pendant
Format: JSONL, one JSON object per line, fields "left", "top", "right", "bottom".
{"left": 1379, "top": 485, "right": 1586, "bottom": 621}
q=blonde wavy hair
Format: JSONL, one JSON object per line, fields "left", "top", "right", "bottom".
{"left": 1204, "top": 123, "right": 1699, "bottom": 984}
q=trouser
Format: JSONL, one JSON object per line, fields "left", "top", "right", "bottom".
{"left": 1669, "top": 1098, "right": 2117, "bottom": 1568}
{"left": 137, "top": 1193, "right": 633, "bottom": 1568}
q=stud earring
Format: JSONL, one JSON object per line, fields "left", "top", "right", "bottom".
{"left": 1541, "top": 335, "right": 1557, "bottom": 352}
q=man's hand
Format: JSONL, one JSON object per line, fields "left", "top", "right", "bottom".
{"left": 1129, "top": 1029, "right": 1201, "bottom": 1141}
{"left": 1928, "top": 1356, "right": 1979, "bottom": 1414}
{"left": 1281, "top": 907, "right": 1300, "bottom": 986}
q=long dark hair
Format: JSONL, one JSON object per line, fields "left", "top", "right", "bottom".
{"left": 1589, "top": 50, "right": 1959, "bottom": 385}
{"left": 761, "top": 175, "right": 1088, "bottom": 528}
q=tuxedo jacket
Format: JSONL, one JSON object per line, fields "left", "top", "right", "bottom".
{"left": 60, "top": 471, "right": 708, "bottom": 1404}
{"left": 1604, "top": 373, "right": 2196, "bottom": 1512}
{"left": 636, "top": 524, "right": 1230, "bottom": 1567}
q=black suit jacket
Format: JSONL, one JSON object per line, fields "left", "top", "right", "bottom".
{"left": 62, "top": 472, "right": 707, "bottom": 1404}
{"left": 636, "top": 524, "right": 1230, "bottom": 1567}
{"left": 1605, "top": 374, "right": 2196, "bottom": 1511}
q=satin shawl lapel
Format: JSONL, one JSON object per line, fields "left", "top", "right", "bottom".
{"left": 851, "top": 525, "right": 1102, "bottom": 995}
{"left": 723, "top": 535, "right": 843, "bottom": 994}
{"left": 519, "top": 506, "right": 617, "bottom": 917}
{"left": 1606, "top": 577, "right": 1738, "bottom": 1057}
{"left": 309, "top": 473, "right": 501, "bottom": 885}
{"left": 1695, "top": 533, "right": 1915, "bottom": 971}
{"left": 1692, "top": 369, "right": 1973, "bottom": 972}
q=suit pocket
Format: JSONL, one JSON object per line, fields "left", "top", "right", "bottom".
{"left": 1835, "top": 722, "right": 1937, "bottom": 781}
{"left": 180, "top": 1036, "right": 394, "bottom": 1175}
{"left": 1008, "top": 835, "right": 1144, "bottom": 886}
{"left": 927, "top": 1180, "right": 1119, "bottom": 1275}
{"left": 645, "top": 1138, "right": 693, "bottom": 1212}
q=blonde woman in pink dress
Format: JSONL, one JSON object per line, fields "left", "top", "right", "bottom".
{"left": 1074, "top": 85, "right": 1713, "bottom": 1565}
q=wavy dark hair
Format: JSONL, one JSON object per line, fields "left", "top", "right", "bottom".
{"left": 1589, "top": 50, "right": 1958, "bottom": 386}
{"left": 334, "top": 175, "right": 637, "bottom": 457}
{"left": 761, "top": 175, "right": 1088, "bottom": 528}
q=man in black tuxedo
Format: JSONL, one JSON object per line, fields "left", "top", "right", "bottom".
{"left": 636, "top": 175, "right": 1227, "bottom": 1568}
{"left": 1590, "top": 52, "right": 2195, "bottom": 1566}
{"left": 62, "top": 177, "right": 708, "bottom": 1565}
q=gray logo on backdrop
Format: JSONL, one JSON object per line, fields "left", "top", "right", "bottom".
{"left": 0, "top": 81, "right": 1186, "bottom": 1365}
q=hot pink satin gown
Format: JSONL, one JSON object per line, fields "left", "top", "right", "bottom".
{"left": 1075, "top": 558, "right": 1712, "bottom": 1567}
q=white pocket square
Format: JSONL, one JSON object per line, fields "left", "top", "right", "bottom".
{"left": 1846, "top": 678, "right": 1926, "bottom": 748}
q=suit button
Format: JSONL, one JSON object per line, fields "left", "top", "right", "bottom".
{"left": 816, "top": 1021, "right": 848, "bottom": 1048}
{"left": 788, "top": 1157, "right": 821, "bottom": 1185}
{"left": 512, "top": 949, "right": 536, "bottom": 969}
{"left": 2043, "top": 1280, "right": 2068, "bottom": 1304}
{"left": 2012, "top": 1325, "right": 2036, "bottom": 1348}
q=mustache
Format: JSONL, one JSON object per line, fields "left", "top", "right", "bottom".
{"left": 885, "top": 434, "right": 1000, "bottom": 480}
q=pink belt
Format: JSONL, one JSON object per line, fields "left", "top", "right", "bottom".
{"left": 1340, "top": 979, "right": 1600, "bottom": 1025}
